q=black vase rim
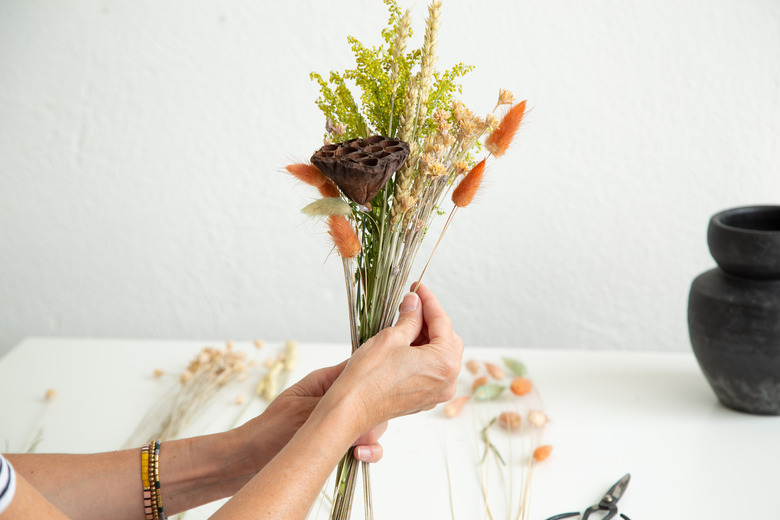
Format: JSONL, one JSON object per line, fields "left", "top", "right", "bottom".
{"left": 711, "top": 205, "right": 780, "bottom": 235}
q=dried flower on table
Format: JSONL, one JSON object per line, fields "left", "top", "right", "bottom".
{"left": 44, "top": 389, "right": 57, "bottom": 401}
{"left": 465, "top": 359, "right": 482, "bottom": 375}
{"left": 472, "top": 375, "right": 489, "bottom": 392}
{"left": 510, "top": 376, "right": 534, "bottom": 396}
{"left": 498, "top": 411, "right": 522, "bottom": 430}
{"left": 528, "top": 409, "right": 548, "bottom": 428}
{"left": 484, "top": 361, "right": 505, "bottom": 380}
{"left": 443, "top": 395, "right": 469, "bottom": 418}
{"left": 533, "top": 444, "right": 553, "bottom": 462}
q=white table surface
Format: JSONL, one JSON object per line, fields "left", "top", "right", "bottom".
{"left": 1, "top": 337, "right": 779, "bottom": 519}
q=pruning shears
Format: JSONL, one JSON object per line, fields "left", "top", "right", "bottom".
{"left": 545, "top": 473, "right": 632, "bottom": 520}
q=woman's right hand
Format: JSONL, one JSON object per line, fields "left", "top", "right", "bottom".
{"left": 324, "top": 283, "right": 464, "bottom": 434}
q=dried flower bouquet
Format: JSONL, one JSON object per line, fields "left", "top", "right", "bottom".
{"left": 284, "top": 1, "right": 526, "bottom": 518}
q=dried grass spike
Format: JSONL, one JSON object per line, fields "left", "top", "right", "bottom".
{"left": 301, "top": 198, "right": 352, "bottom": 217}
{"left": 485, "top": 100, "right": 526, "bottom": 157}
{"left": 452, "top": 158, "right": 486, "bottom": 208}
{"left": 284, "top": 163, "right": 328, "bottom": 188}
{"left": 328, "top": 215, "right": 361, "bottom": 258}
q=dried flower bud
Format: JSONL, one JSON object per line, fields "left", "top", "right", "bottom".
{"left": 444, "top": 396, "right": 470, "bottom": 418}
{"left": 45, "top": 388, "right": 57, "bottom": 401}
{"left": 485, "top": 362, "right": 504, "bottom": 380}
{"left": 472, "top": 375, "right": 488, "bottom": 392}
{"left": 235, "top": 394, "right": 245, "bottom": 405}
{"left": 263, "top": 358, "right": 276, "bottom": 369}
{"left": 497, "top": 88, "right": 515, "bottom": 106}
{"left": 284, "top": 340, "right": 298, "bottom": 371}
{"left": 528, "top": 410, "right": 548, "bottom": 428}
{"left": 465, "top": 359, "right": 481, "bottom": 375}
{"left": 253, "top": 340, "right": 265, "bottom": 349}
{"left": 510, "top": 377, "right": 533, "bottom": 396}
{"left": 153, "top": 368, "right": 164, "bottom": 378}
{"left": 498, "top": 411, "right": 522, "bottom": 430}
{"left": 180, "top": 370, "right": 193, "bottom": 384}
{"left": 533, "top": 445, "right": 553, "bottom": 462}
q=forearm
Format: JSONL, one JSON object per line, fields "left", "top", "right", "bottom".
{"left": 211, "top": 395, "right": 363, "bottom": 519}
{"left": 6, "top": 430, "right": 257, "bottom": 520}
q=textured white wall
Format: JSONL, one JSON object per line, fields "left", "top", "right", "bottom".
{"left": 1, "top": 0, "right": 779, "bottom": 357}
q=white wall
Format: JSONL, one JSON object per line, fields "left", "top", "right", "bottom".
{"left": 1, "top": 0, "right": 778, "bottom": 357}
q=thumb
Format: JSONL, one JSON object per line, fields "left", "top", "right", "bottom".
{"left": 392, "top": 292, "right": 424, "bottom": 343}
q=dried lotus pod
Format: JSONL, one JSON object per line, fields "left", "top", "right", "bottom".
{"left": 311, "top": 136, "right": 410, "bottom": 205}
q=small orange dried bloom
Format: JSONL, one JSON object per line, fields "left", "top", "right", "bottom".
{"left": 498, "top": 411, "right": 522, "bottom": 430}
{"left": 485, "top": 100, "right": 526, "bottom": 157}
{"left": 533, "top": 444, "right": 553, "bottom": 462}
{"left": 472, "top": 375, "right": 488, "bottom": 392}
{"left": 485, "top": 361, "right": 505, "bottom": 380}
{"left": 465, "top": 359, "right": 481, "bottom": 375}
{"left": 452, "top": 158, "right": 486, "bottom": 208}
{"left": 444, "top": 396, "right": 470, "bottom": 418}
{"left": 510, "top": 377, "right": 533, "bottom": 396}
{"left": 328, "top": 216, "right": 361, "bottom": 258}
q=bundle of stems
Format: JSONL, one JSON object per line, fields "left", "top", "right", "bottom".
{"left": 285, "top": 1, "right": 527, "bottom": 518}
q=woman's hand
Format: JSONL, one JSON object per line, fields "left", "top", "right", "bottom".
{"left": 238, "top": 362, "right": 387, "bottom": 468}
{"left": 325, "top": 283, "right": 465, "bottom": 434}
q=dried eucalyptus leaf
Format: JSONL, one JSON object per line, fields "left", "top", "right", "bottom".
{"left": 474, "top": 384, "right": 506, "bottom": 401}
{"left": 502, "top": 357, "right": 527, "bottom": 377}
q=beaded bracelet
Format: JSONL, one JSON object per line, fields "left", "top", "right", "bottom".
{"left": 151, "top": 441, "right": 166, "bottom": 520}
{"left": 140, "top": 444, "right": 154, "bottom": 520}
{"left": 141, "top": 441, "right": 166, "bottom": 520}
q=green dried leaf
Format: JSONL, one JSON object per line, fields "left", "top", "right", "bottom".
{"left": 502, "top": 357, "right": 527, "bottom": 377}
{"left": 301, "top": 198, "right": 352, "bottom": 217}
{"left": 474, "top": 384, "right": 505, "bottom": 401}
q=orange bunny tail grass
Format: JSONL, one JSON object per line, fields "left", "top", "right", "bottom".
{"left": 328, "top": 216, "right": 361, "bottom": 258}
{"left": 283, "top": 163, "right": 329, "bottom": 189}
{"left": 484, "top": 100, "right": 526, "bottom": 157}
{"left": 452, "top": 158, "right": 486, "bottom": 208}
{"left": 318, "top": 179, "right": 341, "bottom": 198}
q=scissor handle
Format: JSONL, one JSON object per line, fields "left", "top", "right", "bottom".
{"left": 583, "top": 505, "right": 617, "bottom": 520}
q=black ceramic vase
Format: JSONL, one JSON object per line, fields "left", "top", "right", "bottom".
{"left": 688, "top": 206, "right": 780, "bottom": 415}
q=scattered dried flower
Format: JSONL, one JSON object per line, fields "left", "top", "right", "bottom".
{"left": 472, "top": 375, "right": 488, "bottom": 392}
{"left": 510, "top": 377, "right": 533, "bottom": 396}
{"left": 253, "top": 340, "right": 265, "bottom": 349}
{"left": 533, "top": 445, "right": 553, "bottom": 462}
{"left": 465, "top": 359, "right": 481, "bottom": 375}
{"left": 498, "top": 411, "right": 522, "bottom": 430}
{"left": 153, "top": 369, "right": 164, "bottom": 378}
{"left": 485, "top": 361, "right": 504, "bottom": 380}
{"left": 44, "top": 389, "right": 57, "bottom": 401}
{"left": 235, "top": 394, "right": 245, "bottom": 405}
{"left": 497, "top": 88, "right": 515, "bottom": 107}
{"left": 528, "top": 410, "right": 548, "bottom": 428}
{"left": 444, "top": 396, "right": 470, "bottom": 418}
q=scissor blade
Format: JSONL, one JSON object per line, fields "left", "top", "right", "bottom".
{"left": 603, "top": 473, "right": 631, "bottom": 503}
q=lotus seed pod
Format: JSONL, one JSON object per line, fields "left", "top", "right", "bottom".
{"left": 311, "top": 136, "right": 410, "bottom": 205}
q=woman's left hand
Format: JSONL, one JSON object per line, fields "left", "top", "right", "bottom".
{"left": 236, "top": 362, "right": 387, "bottom": 471}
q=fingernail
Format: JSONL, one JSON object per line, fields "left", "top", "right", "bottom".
{"left": 400, "top": 292, "right": 419, "bottom": 312}
{"left": 355, "top": 446, "right": 370, "bottom": 461}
